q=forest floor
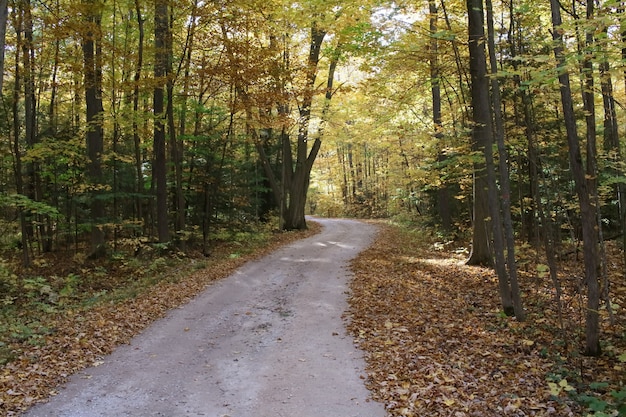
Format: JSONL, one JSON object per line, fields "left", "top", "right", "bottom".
{"left": 347, "top": 222, "right": 626, "bottom": 417}
{"left": 19, "top": 218, "right": 384, "bottom": 417}
{"left": 1, "top": 219, "right": 625, "bottom": 416}
{"left": 0, "top": 222, "right": 322, "bottom": 416}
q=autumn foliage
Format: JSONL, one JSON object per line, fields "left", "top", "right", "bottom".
{"left": 0, "top": 225, "right": 319, "bottom": 416}
{"left": 348, "top": 222, "right": 626, "bottom": 417}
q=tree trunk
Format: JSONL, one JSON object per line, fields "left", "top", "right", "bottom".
{"left": 549, "top": 0, "right": 601, "bottom": 356}
{"left": 441, "top": 0, "right": 470, "bottom": 122}
{"left": 0, "top": 0, "right": 8, "bottom": 97}
{"left": 466, "top": 0, "right": 494, "bottom": 267}
{"left": 82, "top": 0, "right": 106, "bottom": 256}
{"left": 507, "top": 3, "right": 539, "bottom": 246}
{"left": 599, "top": 26, "right": 625, "bottom": 237}
{"left": 133, "top": 0, "right": 144, "bottom": 226}
{"left": 622, "top": 3, "right": 626, "bottom": 277}
{"left": 153, "top": 0, "right": 169, "bottom": 243}
{"left": 430, "top": 0, "right": 452, "bottom": 231}
{"left": 486, "top": 0, "right": 524, "bottom": 320}
{"left": 281, "top": 23, "right": 326, "bottom": 230}
{"left": 11, "top": 7, "right": 29, "bottom": 265}
{"left": 174, "top": 0, "right": 198, "bottom": 233}
{"left": 166, "top": 5, "right": 184, "bottom": 235}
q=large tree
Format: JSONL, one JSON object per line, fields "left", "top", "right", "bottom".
{"left": 281, "top": 22, "right": 325, "bottom": 230}
{"left": 465, "top": 0, "right": 494, "bottom": 267}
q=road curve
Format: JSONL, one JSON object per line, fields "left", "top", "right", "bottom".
{"left": 23, "top": 218, "right": 386, "bottom": 417}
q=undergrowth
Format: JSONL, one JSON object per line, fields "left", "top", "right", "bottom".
{"left": 348, "top": 221, "right": 625, "bottom": 417}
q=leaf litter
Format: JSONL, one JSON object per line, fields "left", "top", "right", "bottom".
{"left": 346, "top": 222, "right": 625, "bottom": 417}
{"left": 0, "top": 225, "right": 320, "bottom": 416}
{"left": 2, "top": 220, "right": 624, "bottom": 417}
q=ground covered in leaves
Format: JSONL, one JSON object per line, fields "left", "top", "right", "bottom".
{"left": 0, "top": 224, "right": 320, "bottom": 416}
{"left": 347, "top": 222, "right": 625, "bottom": 417}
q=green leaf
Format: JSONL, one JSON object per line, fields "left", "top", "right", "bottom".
{"left": 589, "top": 399, "right": 608, "bottom": 412}
{"left": 611, "top": 387, "right": 626, "bottom": 401}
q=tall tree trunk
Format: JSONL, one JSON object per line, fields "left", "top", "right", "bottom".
{"left": 82, "top": 0, "right": 106, "bottom": 256}
{"left": 486, "top": 0, "right": 524, "bottom": 320}
{"left": 167, "top": 4, "right": 184, "bottom": 235}
{"left": 48, "top": 29, "right": 60, "bottom": 135}
{"left": 466, "top": 0, "right": 495, "bottom": 268}
{"left": 430, "top": 0, "right": 451, "bottom": 231}
{"left": 11, "top": 7, "right": 29, "bottom": 265}
{"left": 133, "top": 0, "right": 144, "bottom": 227}
{"left": 153, "top": 0, "right": 169, "bottom": 243}
{"left": 440, "top": 0, "right": 470, "bottom": 123}
{"left": 0, "top": 0, "right": 8, "bottom": 97}
{"left": 599, "top": 25, "right": 625, "bottom": 243}
{"left": 508, "top": 6, "right": 540, "bottom": 246}
{"left": 282, "top": 22, "right": 325, "bottom": 230}
{"left": 549, "top": 0, "right": 601, "bottom": 356}
{"left": 22, "top": 0, "right": 43, "bottom": 253}
{"left": 621, "top": 2, "right": 626, "bottom": 276}
{"left": 174, "top": 0, "right": 198, "bottom": 232}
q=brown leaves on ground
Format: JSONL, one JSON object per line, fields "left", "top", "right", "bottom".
{"left": 347, "top": 223, "right": 625, "bottom": 417}
{"left": 0, "top": 224, "right": 320, "bottom": 416}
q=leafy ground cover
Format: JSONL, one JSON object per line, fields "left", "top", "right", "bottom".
{"left": 0, "top": 223, "right": 320, "bottom": 416}
{"left": 347, "top": 222, "right": 625, "bottom": 417}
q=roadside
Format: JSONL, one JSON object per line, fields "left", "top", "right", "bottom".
{"left": 20, "top": 218, "right": 386, "bottom": 417}
{"left": 347, "top": 222, "right": 625, "bottom": 417}
{"left": 1, "top": 222, "right": 319, "bottom": 416}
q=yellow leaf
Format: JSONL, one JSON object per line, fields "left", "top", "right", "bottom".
{"left": 443, "top": 398, "right": 455, "bottom": 406}
{"left": 548, "top": 382, "right": 561, "bottom": 396}
{"left": 559, "top": 378, "right": 575, "bottom": 392}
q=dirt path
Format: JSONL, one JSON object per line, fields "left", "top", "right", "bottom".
{"left": 23, "top": 218, "right": 386, "bottom": 417}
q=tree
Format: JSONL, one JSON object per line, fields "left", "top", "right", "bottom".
{"left": 0, "top": 0, "right": 8, "bottom": 96}
{"left": 486, "top": 0, "right": 524, "bottom": 320}
{"left": 429, "top": 0, "right": 452, "bottom": 231}
{"left": 153, "top": 0, "right": 169, "bottom": 243}
{"left": 549, "top": 0, "right": 601, "bottom": 356}
{"left": 281, "top": 22, "right": 325, "bottom": 230}
{"left": 132, "top": 0, "right": 146, "bottom": 227}
{"left": 82, "top": 0, "right": 106, "bottom": 256}
{"left": 465, "top": 0, "right": 493, "bottom": 267}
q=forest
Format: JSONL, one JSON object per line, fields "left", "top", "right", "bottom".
{"left": 0, "top": 0, "right": 625, "bottom": 415}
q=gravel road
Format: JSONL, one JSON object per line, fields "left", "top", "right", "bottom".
{"left": 23, "top": 218, "right": 386, "bottom": 417}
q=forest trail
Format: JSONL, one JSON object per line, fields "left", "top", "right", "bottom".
{"left": 22, "top": 218, "right": 385, "bottom": 417}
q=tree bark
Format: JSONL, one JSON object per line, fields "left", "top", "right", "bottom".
{"left": 11, "top": 7, "right": 29, "bottom": 265}
{"left": 282, "top": 23, "right": 326, "bottom": 230}
{"left": 599, "top": 25, "right": 624, "bottom": 237}
{"left": 21, "top": 0, "right": 37, "bottom": 252}
{"left": 466, "top": 0, "right": 494, "bottom": 267}
{"left": 166, "top": 4, "right": 184, "bottom": 235}
{"left": 0, "top": 0, "right": 8, "bottom": 97}
{"left": 82, "top": 0, "right": 106, "bottom": 256}
{"left": 549, "top": 0, "right": 601, "bottom": 356}
{"left": 154, "top": 0, "right": 169, "bottom": 243}
{"left": 486, "top": 0, "right": 524, "bottom": 320}
{"left": 133, "top": 0, "right": 145, "bottom": 226}
{"left": 429, "top": 0, "right": 452, "bottom": 231}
